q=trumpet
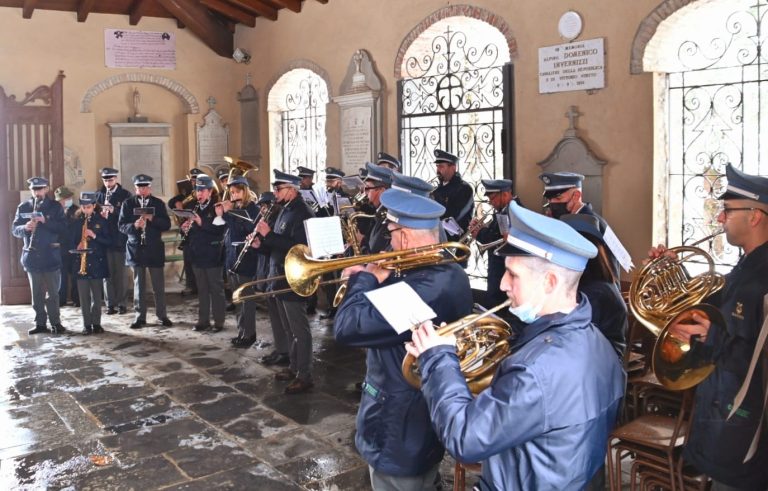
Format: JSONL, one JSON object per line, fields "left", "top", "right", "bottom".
{"left": 232, "top": 241, "right": 472, "bottom": 304}
{"left": 459, "top": 204, "right": 495, "bottom": 245}
{"left": 402, "top": 299, "right": 514, "bottom": 395}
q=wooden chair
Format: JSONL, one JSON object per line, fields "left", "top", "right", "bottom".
{"left": 607, "top": 390, "right": 694, "bottom": 490}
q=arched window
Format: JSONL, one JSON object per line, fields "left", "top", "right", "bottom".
{"left": 645, "top": 0, "right": 768, "bottom": 271}
{"left": 267, "top": 68, "right": 329, "bottom": 177}
{"left": 397, "top": 14, "right": 514, "bottom": 287}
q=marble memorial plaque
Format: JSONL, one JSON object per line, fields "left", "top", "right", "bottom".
{"left": 341, "top": 106, "right": 372, "bottom": 167}
{"left": 121, "top": 144, "right": 164, "bottom": 189}
{"left": 196, "top": 108, "right": 229, "bottom": 168}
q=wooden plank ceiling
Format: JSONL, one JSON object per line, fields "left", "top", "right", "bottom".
{"left": 0, "top": 0, "right": 329, "bottom": 57}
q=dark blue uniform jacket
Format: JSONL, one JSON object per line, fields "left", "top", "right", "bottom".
{"left": 186, "top": 200, "right": 225, "bottom": 269}
{"left": 261, "top": 196, "right": 315, "bottom": 301}
{"left": 224, "top": 201, "right": 260, "bottom": 277}
{"left": 419, "top": 295, "right": 625, "bottom": 490}
{"left": 334, "top": 262, "right": 473, "bottom": 477}
{"left": 118, "top": 195, "right": 171, "bottom": 268}
{"left": 12, "top": 197, "right": 66, "bottom": 273}
{"left": 684, "top": 241, "right": 768, "bottom": 489}
{"left": 70, "top": 213, "right": 111, "bottom": 280}
{"left": 96, "top": 184, "right": 131, "bottom": 251}
{"left": 432, "top": 173, "right": 474, "bottom": 242}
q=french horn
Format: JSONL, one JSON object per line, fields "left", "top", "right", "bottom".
{"left": 629, "top": 231, "right": 725, "bottom": 390}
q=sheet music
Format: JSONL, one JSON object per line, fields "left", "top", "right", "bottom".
{"left": 497, "top": 214, "right": 510, "bottom": 235}
{"left": 312, "top": 183, "right": 330, "bottom": 208}
{"left": 365, "top": 282, "right": 437, "bottom": 335}
{"left": 171, "top": 209, "right": 196, "bottom": 219}
{"left": 304, "top": 216, "right": 345, "bottom": 258}
{"left": 442, "top": 217, "right": 464, "bottom": 236}
{"left": 333, "top": 196, "right": 352, "bottom": 216}
{"left": 300, "top": 190, "right": 318, "bottom": 208}
{"left": 603, "top": 225, "right": 634, "bottom": 272}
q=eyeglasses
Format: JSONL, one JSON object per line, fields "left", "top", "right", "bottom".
{"left": 719, "top": 206, "right": 768, "bottom": 216}
{"left": 273, "top": 185, "right": 291, "bottom": 192}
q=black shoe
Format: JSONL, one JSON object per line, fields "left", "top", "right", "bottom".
{"left": 284, "top": 378, "right": 314, "bottom": 395}
{"left": 106, "top": 307, "right": 117, "bottom": 315}
{"left": 52, "top": 324, "right": 67, "bottom": 334}
{"left": 159, "top": 318, "right": 173, "bottom": 327}
{"left": 81, "top": 325, "right": 93, "bottom": 335}
{"left": 193, "top": 324, "right": 210, "bottom": 332}
{"left": 28, "top": 325, "right": 49, "bottom": 335}
{"left": 232, "top": 336, "right": 256, "bottom": 348}
{"left": 225, "top": 303, "right": 236, "bottom": 312}
{"left": 274, "top": 368, "right": 297, "bottom": 381}
{"left": 92, "top": 325, "right": 104, "bottom": 334}
{"left": 230, "top": 335, "right": 242, "bottom": 344}
{"left": 117, "top": 306, "right": 128, "bottom": 315}
{"left": 319, "top": 308, "right": 336, "bottom": 320}
{"left": 210, "top": 325, "right": 223, "bottom": 333}
{"left": 130, "top": 319, "right": 146, "bottom": 329}
{"left": 260, "top": 352, "right": 289, "bottom": 366}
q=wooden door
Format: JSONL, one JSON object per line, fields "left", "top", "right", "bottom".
{"left": 0, "top": 71, "right": 65, "bottom": 305}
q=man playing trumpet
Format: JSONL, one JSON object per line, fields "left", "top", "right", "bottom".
{"left": 407, "top": 202, "right": 624, "bottom": 490}
{"left": 334, "top": 189, "right": 473, "bottom": 489}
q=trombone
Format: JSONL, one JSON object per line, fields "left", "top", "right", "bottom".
{"left": 232, "top": 241, "right": 472, "bottom": 304}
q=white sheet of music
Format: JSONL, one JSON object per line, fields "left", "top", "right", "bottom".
{"left": 365, "top": 282, "right": 437, "bottom": 335}
{"left": 300, "top": 190, "right": 318, "bottom": 208}
{"left": 442, "top": 217, "right": 463, "bottom": 236}
{"left": 603, "top": 225, "right": 634, "bottom": 272}
{"left": 304, "top": 216, "right": 345, "bottom": 258}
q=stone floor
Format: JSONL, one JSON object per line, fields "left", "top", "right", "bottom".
{"left": 0, "top": 290, "right": 481, "bottom": 490}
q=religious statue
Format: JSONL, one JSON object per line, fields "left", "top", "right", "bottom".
{"left": 132, "top": 87, "right": 142, "bottom": 118}
{"left": 353, "top": 49, "right": 364, "bottom": 74}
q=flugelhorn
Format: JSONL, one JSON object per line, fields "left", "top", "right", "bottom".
{"left": 629, "top": 230, "right": 725, "bottom": 390}
{"left": 402, "top": 299, "right": 514, "bottom": 395}
{"left": 232, "top": 241, "right": 472, "bottom": 304}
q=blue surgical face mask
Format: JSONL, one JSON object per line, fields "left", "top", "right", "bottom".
{"left": 64, "top": 199, "right": 73, "bottom": 208}
{"left": 508, "top": 301, "right": 543, "bottom": 324}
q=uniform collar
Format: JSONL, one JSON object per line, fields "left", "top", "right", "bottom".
{"left": 510, "top": 293, "right": 592, "bottom": 350}
{"left": 440, "top": 173, "right": 463, "bottom": 188}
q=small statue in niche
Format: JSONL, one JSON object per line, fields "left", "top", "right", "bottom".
{"left": 132, "top": 87, "right": 142, "bottom": 118}
{"left": 353, "top": 49, "right": 364, "bottom": 74}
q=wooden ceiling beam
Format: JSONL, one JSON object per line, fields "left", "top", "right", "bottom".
{"left": 315, "top": 0, "right": 328, "bottom": 3}
{"left": 155, "top": 0, "right": 233, "bottom": 57}
{"left": 228, "top": 0, "right": 278, "bottom": 21}
{"left": 200, "top": 0, "right": 256, "bottom": 28}
{"left": 77, "top": 0, "right": 96, "bottom": 22}
{"left": 22, "top": 0, "right": 38, "bottom": 19}
{"left": 271, "top": 0, "right": 301, "bottom": 13}
{"left": 129, "top": 0, "right": 150, "bottom": 25}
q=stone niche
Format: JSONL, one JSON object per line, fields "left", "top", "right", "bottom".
{"left": 108, "top": 123, "right": 172, "bottom": 198}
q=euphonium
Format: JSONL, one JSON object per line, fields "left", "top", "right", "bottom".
{"left": 402, "top": 299, "right": 514, "bottom": 395}
{"left": 232, "top": 241, "right": 472, "bottom": 304}
{"left": 629, "top": 231, "right": 725, "bottom": 390}
{"left": 78, "top": 214, "right": 91, "bottom": 276}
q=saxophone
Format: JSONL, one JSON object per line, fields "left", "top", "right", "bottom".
{"left": 78, "top": 214, "right": 91, "bottom": 276}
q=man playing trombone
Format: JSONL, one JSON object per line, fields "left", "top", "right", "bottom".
{"left": 334, "top": 188, "right": 473, "bottom": 489}
{"left": 649, "top": 164, "right": 768, "bottom": 490}
{"left": 407, "top": 203, "right": 624, "bottom": 490}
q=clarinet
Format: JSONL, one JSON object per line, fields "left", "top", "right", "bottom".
{"left": 229, "top": 203, "right": 275, "bottom": 275}
{"left": 181, "top": 202, "right": 202, "bottom": 240}
{"left": 139, "top": 197, "right": 148, "bottom": 246}
{"left": 26, "top": 197, "right": 41, "bottom": 251}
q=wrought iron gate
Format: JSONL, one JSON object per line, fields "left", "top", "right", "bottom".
{"left": 280, "top": 74, "right": 328, "bottom": 176}
{"left": 397, "top": 25, "right": 515, "bottom": 286}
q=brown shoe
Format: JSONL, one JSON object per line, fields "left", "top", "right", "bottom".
{"left": 274, "top": 368, "right": 296, "bottom": 381}
{"left": 284, "top": 378, "right": 314, "bottom": 395}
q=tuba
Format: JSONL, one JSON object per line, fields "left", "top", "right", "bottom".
{"left": 232, "top": 241, "right": 471, "bottom": 304}
{"left": 629, "top": 231, "right": 725, "bottom": 390}
{"left": 402, "top": 299, "right": 514, "bottom": 395}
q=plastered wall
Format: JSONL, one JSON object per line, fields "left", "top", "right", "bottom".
{"left": 1, "top": 0, "right": 664, "bottom": 273}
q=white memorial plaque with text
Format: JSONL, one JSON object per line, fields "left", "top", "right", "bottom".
{"left": 538, "top": 38, "right": 604, "bottom": 94}
{"left": 104, "top": 29, "right": 176, "bottom": 69}
{"left": 341, "top": 106, "right": 372, "bottom": 167}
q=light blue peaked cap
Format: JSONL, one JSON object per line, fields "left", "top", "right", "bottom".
{"left": 380, "top": 188, "right": 445, "bottom": 230}
{"left": 496, "top": 202, "right": 597, "bottom": 272}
